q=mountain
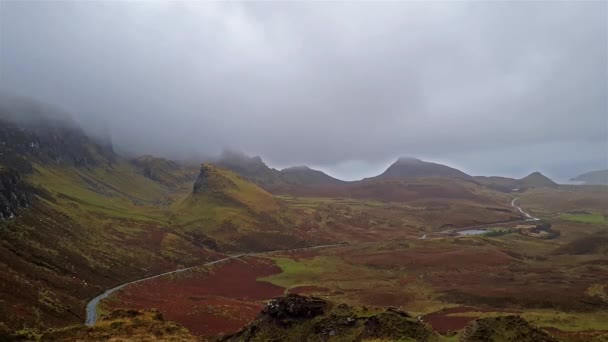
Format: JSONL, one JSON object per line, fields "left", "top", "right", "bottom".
{"left": 214, "top": 150, "right": 342, "bottom": 192}
{"left": 189, "top": 163, "right": 278, "bottom": 213}
{"left": 0, "top": 95, "right": 115, "bottom": 173}
{"left": 281, "top": 165, "right": 342, "bottom": 185}
{"left": 518, "top": 171, "right": 557, "bottom": 188}
{"left": 571, "top": 169, "right": 608, "bottom": 185}
{"left": 373, "top": 157, "right": 472, "bottom": 181}
{"left": 0, "top": 99, "right": 220, "bottom": 332}
{"left": 474, "top": 172, "right": 557, "bottom": 191}
{"left": 131, "top": 155, "right": 198, "bottom": 189}
{"left": 177, "top": 163, "right": 311, "bottom": 252}
{"left": 214, "top": 150, "right": 281, "bottom": 187}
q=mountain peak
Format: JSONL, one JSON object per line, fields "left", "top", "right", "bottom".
{"left": 519, "top": 171, "right": 557, "bottom": 187}
{"left": 377, "top": 158, "right": 471, "bottom": 180}
{"left": 282, "top": 165, "right": 311, "bottom": 171}
{"left": 395, "top": 157, "right": 423, "bottom": 164}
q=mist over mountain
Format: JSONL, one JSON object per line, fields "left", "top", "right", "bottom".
{"left": 571, "top": 169, "right": 608, "bottom": 185}
{"left": 1, "top": 1, "right": 606, "bottom": 181}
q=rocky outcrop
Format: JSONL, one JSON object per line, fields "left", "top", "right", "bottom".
{"left": 0, "top": 97, "right": 115, "bottom": 173}
{"left": 262, "top": 294, "right": 327, "bottom": 326}
{"left": 0, "top": 167, "right": 33, "bottom": 220}
{"left": 222, "top": 294, "right": 438, "bottom": 342}
{"left": 192, "top": 163, "right": 237, "bottom": 195}
{"left": 518, "top": 172, "right": 557, "bottom": 188}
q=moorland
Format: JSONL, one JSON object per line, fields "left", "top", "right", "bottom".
{"left": 1, "top": 104, "right": 607, "bottom": 341}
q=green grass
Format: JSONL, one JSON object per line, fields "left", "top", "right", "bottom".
{"left": 559, "top": 213, "right": 606, "bottom": 224}
{"left": 28, "top": 163, "right": 171, "bottom": 222}
{"left": 259, "top": 256, "right": 343, "bottom": 288}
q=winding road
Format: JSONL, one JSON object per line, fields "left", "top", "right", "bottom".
{"left": 86, "top": 198, "right": 540, "bottom": 325}
{"left": 419, "top": 197, "right": 539, "bottom": 240}
{"left": 85, "top": 244, "right": 341, "bottom": 326}
{"left": 511, "top": 197, "right": 540, "bottom": 221}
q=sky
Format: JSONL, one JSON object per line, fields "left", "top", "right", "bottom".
{"left": 0, "top": 1, "right": 606, "bottom": 181}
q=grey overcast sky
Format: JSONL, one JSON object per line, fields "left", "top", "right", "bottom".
{"left": 0, "top": 1, "right": 606, "bottom": 181}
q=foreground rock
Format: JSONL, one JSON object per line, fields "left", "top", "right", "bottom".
{"left": 220, "top": 294, "right": 439, "bottom": 341}
{"left": 460, "top": 315, "right": 558, "bottom": 342}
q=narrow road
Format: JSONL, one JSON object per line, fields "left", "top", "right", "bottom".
{"left": 86, "top": 199, "right": 540, "bottom": 325}
{"left": 511, "top": 197, "right": 540, "bottom": 221}
{"left": 85, "top": 244, "right": 342, "bottom": 326}
{"left": 419, "top": 197, "right": 539, "bottom": 240}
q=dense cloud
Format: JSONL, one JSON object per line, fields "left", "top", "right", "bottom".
{"left": 0, "top": 1, "right": 606, "bottom": 180}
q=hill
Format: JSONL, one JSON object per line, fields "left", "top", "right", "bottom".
{"left": 214, "top": 150, "right": 342, "bottom": 192}
{"left": 372, "top": 157, "right": 472, "bottom": 181}
{"left": 175, "top": 163, "right": 312, "bottom": 251}
{"left": 189, "top": 163, "right": 278, "bottom": 213}
{"left": 281, "top": 165, "right": 342, "bottom": 185}
{"left": 474, "top": 172, "right": 557, "bottom": 192}
{"left": 518, "top": 172, "right": 557, "bottom": 188}
{"left": 571, "top": 169, "right": 608, "bottom": 185}
{"left": 553, "top": 231, "right": 608, "bottom": 255}
{"left": 0, "top": 98, "right": 115, "bottom": 173}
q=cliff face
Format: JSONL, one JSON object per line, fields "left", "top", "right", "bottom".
{"left": 0, "top": 167, "right": 32, "bottom": 220}
{"left": 0, "top": 97, "right": 116, "bottom": 174}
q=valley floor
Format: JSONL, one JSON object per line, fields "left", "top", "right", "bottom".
{"left": 96, "top": 189, "right": 608, "bottom": 341}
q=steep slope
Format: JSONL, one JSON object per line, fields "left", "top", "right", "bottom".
{"left": 176, "top": 164, "right": 311, "bottom": 251}
{"left": 475, "top": 172, "right": 558, "bottom": 192}
{"left": 0, "top": 98, "right": 219, "bottom": 332}
{"left": 373, "top": 157, "right": 472, "bottom": 181}
{"left": 0, "top": 166, "right": 34, "bottom": 219}
{"left": 518, "top": 172, "right": 557, "bottom": 188}
{"left": 553, "top": 231, "right": 608, "bottom": 255}
{"left": 0, "top": 95, "right": 115, "bottom": 173}
{"left": 190, "top": 163, "right": 278, "bottom": 213}
{"left": 571, "top": 169, "right": 608, "bottom": 185}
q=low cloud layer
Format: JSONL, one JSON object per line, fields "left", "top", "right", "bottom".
{"left": 1, "top": 1, "right": 606, "bottom": 181}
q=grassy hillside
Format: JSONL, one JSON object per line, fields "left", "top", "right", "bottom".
{"left": 174, "top": 164, "right": 315, "bottom": 251}
{"left": 0, "top": 157, "right": 223, "bottom": 332}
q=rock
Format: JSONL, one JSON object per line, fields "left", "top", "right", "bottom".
{"left": 262, "top": 294, "right": 327, "bottom": 325}
{"left": 0, "top": 167, "right": 33, "bottom": 220}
